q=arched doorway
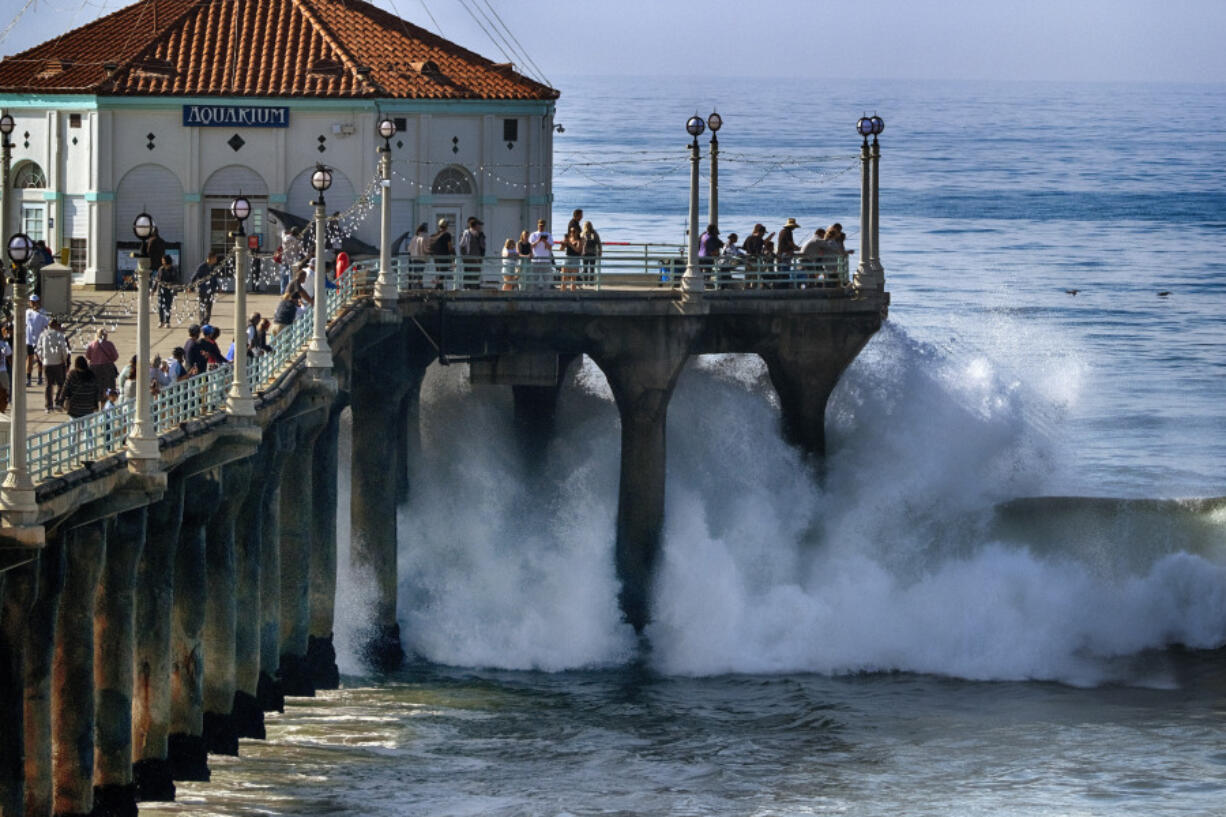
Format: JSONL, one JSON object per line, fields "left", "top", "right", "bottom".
{"left": 202, "top": 165, "right": 270, "bottom": 257}
{"left": 11, "top": 160, "right": 49, "bottom": 243}
{"left": 429, "top": 164, "right": 476, "bottom": 242}
{"left": 115, "top": 163, "right": 185, "bottom": 285}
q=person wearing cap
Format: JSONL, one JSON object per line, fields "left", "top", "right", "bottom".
{"left": 197, "top": 325, "right": 224, "bottom": 370}
{"left": 527, "top": 218, "right": 554, "bottom": 289}
{"left": 34, "top": 318, "right": 70, "bottom": 411}
{"left": 459, "top": 216, "right": 488, "bottom": 289}
{"left": 25, "top": 292, "right": 49, "bottom": 386}
{"left": 428, "top": 218, "right": 455, "bottom": 287}
{"left": 776, "top": 218, "right": 802, "bottom": 287}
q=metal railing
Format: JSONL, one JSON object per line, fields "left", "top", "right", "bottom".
{"left": 377, "top": 244, "right": 851, "bottom": 293}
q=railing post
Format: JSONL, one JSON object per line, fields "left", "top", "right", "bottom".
{"left": 853, "top": 136, "right": 874, "bottom": 290}
{"left": 127, "top": 251, "right": 160, "bottom": 469}
{"left": 374, "top": 146, "right": 396, "bottom": 307}
{"left": 226, "top": 230, "right": 255, "bottom": 418}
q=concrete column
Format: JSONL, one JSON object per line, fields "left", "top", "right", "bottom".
{"left": 853, "top": 138, "right": 873, "bottom": 290}
{"left": 92, "top": 508, "right": 146, "bottom": 817}
{"left": 1, "top": 557, "right": 38, "bottom": 817}
{"left": 131, "top": 475, "right": 184, "bottom": 802}
{"left": 258, "top": 424, "right": 294, "bottom": 714}
{"left": 52, "top": 520, "right": 107, "bottom": 817}
{"left": 511, "top": 354, "right": 576, "bottom": 462}
{"left": 591, "top": 340, "right": 691, "bottom": 632}
{"left": 759, "top": 320, "right": 878, "bottom": 457}
{"left": 24, "top": 540, "right": 65, "bottom": 817}
{"left": 279, "top": 414, "right": 326, "bottom": 696}
{"left": 350, "top": 352, "right": 413, "bottom": 672}
{"left": 307, "top": 402, "right": 344, "bottom": 690}
{"left": 232, "top": 438, "right": 272, "bottom": 739}
{"left": 168, "top": 471, "right": 221, "bottom": 782}
{"left": 202, "top": 459, "right": 254, "bottom": 756}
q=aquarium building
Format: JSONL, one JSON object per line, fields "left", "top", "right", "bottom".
{"left": 0, "top": 0, "right": 559, "bottom": 287}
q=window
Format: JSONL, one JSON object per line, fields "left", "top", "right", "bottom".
{"left": 69, "top": 113, "right": 82, "bottom": 128}
{"left": 69, "top": 238, "right": 88, "bottom": 273}
{"left": 22, "top": 205, "right": 45, "bottom": 241}
{"left": 503, "top": 119, "right": 518, "bottom": 143}
{"left": 13, "top": 162, "right": 47, "bottom": 189}
{"left": 431, "top": 166, "right": 473, "bottom": 195}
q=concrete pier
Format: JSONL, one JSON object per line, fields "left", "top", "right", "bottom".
{"left": 307, "top": 401, "right": 345, "bottom": 690}
{"left": 202, "top": 459, "right": 254, "bottom": 756}
{"left": 93, "top": 509, "right": 146, "bottom": 817}
{"left": 257, "top": 424, "right": 292, "bottom": 714}
{"left": 1, "top": 557, "right": 37, "bottom": 817}
{"left": 278, "top": 408, "right": 327, "bottom": 697}
{"left": 52, "top": 521, "right": 106, "bottom": 817}
{"left": 24, "top": 541, "right": 64, "bottom": 817}
{"left": 168, "top": 471, "right": 221, "bottom": 782}
{"left": 131, "top": 476, "right": 185, "bottom": 802}
{"left": 232, "top": 437, "right": 271, "bottom": 739}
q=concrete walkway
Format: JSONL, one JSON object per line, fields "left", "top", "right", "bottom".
{"left": 15, "top": 288, "right": 285, "bottom": 436}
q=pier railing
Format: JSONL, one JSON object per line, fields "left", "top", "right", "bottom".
{"left": 0, "top": 245, "right": 850, "bottom": 486}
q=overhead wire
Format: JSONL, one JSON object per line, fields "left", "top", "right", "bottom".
{"left": 476, "top": 0, "right": 551, "bottom": 87}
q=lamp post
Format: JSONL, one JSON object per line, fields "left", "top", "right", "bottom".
{"left": 226, "top": 195, "right": 255, "bottom": 417}
{"left": 0, "top": 113, "right": 13, "bottom": 245}
{"left": 127, "top": 212, "right": 159, "bottom": 466}
{"left": 374, "top": 117, "right": 397, "bottom": 305}
{"left": 305, "top": 163, "right": 333, "bottom": 369}
{"left": 707, "top": 111, "right": 722, "bottom": 232}
{"left": 854, "top": 116, "right": 875, "bottom": 290}
{"left": 868, "top": 115, "right": 885, "bottom": 282}
{"left": 1, "top": 233, "right": 37, "bottom": 517}
{"left": 681, "top": 115, "right": 705, "bottom": 295}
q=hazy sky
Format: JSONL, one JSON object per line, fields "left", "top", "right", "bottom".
{"left": 2, "top": 0, "right": 1224, "bottom": 85}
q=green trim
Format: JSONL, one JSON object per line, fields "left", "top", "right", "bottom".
{"left": 268, "top": 193, "right": 287, "bottom": 203}
{"left": 1, "top": 94, "right": 553, "bottom": 117}
{"left": 480, "top": 194, "right": 498, "bottom": 206}
{"left": 527, "top": 194, "right": 551, "bottom": 206}
{"left": 416, "top": 194, "right": 434, "bottom": 205}
{"left": 84, "top": 191, "right": 115, "bottom": 202}
{"left": 184, "top": 193, "right": 202, "bottom": 203}
{"left": 42, "top": 191, "right": 60, "bottom": 201}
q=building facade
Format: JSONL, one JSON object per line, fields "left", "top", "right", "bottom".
{"left": 0, "top": 0, "right": 558, "bottom": 287}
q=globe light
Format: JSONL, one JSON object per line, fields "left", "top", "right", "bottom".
{"left": 870, "top": 115, "right": 885, "bottom": 136}
{"left": 6, "top": 232, "right": 32, "bottom": 264}
{"left": 311, "top": 164, "right": 333, "bottom": 192}
{"left": 857, "top": 116, "right": 874, "bottom": 137}
{"left": 132, "top": 212, "right": 156, "bottom": 240}
{"left": 378, "top": 117, "right": 397, "bottom": 140}
{"left": 686, "top": 115, "right": 705, "bottom": 138}
{"left": 707, "top": 111, "right": 722, "bottom": 133}
{"left": 230, "top": 195, "right": 251, "bottom": 222}
{"left": 0, "top": 113, "right": 13, "bottom": 136}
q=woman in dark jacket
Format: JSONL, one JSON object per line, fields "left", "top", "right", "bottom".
{"left": 59, "top": 356, "right": 100, "bottom": 418}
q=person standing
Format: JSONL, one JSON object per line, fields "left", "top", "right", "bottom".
{"left": 776, "top": 218, "right": 801, "bottom": 287}
{"left": 152, "top": 253, "right": 178, "bottom": 327}
{"left": 25, "top": 293, "right": 49, "bottom": 386}
{"left": 0, "top": 326, "right": 10, "bottom": 414}
{"left": 407, "top": 222, "right": 428, "bottom": 287}
{"left": 35, "top": 318, "right": 70, "bottom": 412}
{"left": 458, "top": 217, "right": 487, "bottom": 290}
{"left": 581, "top": 220, "right": 602, "bottom": 285}
{"left": 528, "top": 219, "right": 554, "bottom": 288}
{"left": 567, "top": 208, "right": 583, "bottom": 238}
{"left": 190, "top": 252, "right": 221, "bottom": 324}
{"left": 85, "top": 328, "right": 120, "bottom": 409}
{"left": 698, "top": 224, "right": 724, "bottom": 285}
{"left": 280, "top": 225, "right": 303, "bottom": 293}
{"left": 560, "top": 225, "right": 582, "bottom": 290}
{"left": 58, "top": 356, "right": 100, "bottom": 419}
{"left": 429, "top": 218, "right": 455, "bottom": 287}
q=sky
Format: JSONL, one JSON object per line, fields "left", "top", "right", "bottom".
{"left": 1, "top": 0, "right": 1224, "bottom": 85}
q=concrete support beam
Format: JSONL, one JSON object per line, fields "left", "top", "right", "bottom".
{"left": 591, "top": 335, "right": 692, "bottom": 633}
{"left": 350, "top": 335, "right": 424, "bottom": 672}
{"left": 131, "top": 475, "right": 185, "bottom": 802}
{"left": 168, "top": 471, "right": 221, "bottom": 782}
{"left": 510, "top": 354, "right": 576, "bottom": 463}
{"left": 759, "top": 320, "right": 877, "bottom": 457}
{"left": 278, "top": 414, "right": 326, "bottom": 697}
{"left": 307, "top": 402, "right": 345, "bottom": 690}
{"left": 24, "top": 540, "right": 64, "bottom": 817}
{"left": 1, "top": 559, "right": 38, "bottom": 817}
{"left": 92, "top": 509, "right": 146, "bottom": 817}
{"left": 232, "top": 437, "right": 272, "bottom": 739}
{"left": 202, "top": 459, "right": 254, "bottom": 756}
{"left": 52, "top": 520, "right": 106, "bottom": 817}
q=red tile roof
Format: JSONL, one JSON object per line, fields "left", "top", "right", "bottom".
{"left": 0, "top": 0, "right": 558, "bottom": 100}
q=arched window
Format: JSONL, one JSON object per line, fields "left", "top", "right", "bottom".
{"left": 12, "top": 162, "right": 47, "bottom": 189}
{"left": 431, "top": 166, "right": 473, "bottom": 195}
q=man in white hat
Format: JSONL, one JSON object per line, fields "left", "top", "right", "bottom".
{"left": 25, "top": 292, "right": 49, "bottom": 386}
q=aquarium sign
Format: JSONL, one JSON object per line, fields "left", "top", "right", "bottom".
{"left": 182, "top": 104, "right": 289, "bottom": 127}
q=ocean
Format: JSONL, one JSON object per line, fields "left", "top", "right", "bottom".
{"left": 146, "top": 77, "right": 1226, "bottom": 816}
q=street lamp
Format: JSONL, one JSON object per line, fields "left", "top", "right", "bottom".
{"left": 375, "top": 117, "right": 397, "bottom": 305}
{"left": 306, "top": 164, "right": 333, "bottom": 369}
{"left": 227, "top": 194, "right": 255, "bottom": 417}
{"left": 0, "top": 231, "right": 38, "bottom": 518}
{"left": 854, "top": 116, "right": 874, "bottom": 290}
{"left": 868, "top": 116, "right": 884, "bottom": 280}
{"left": 127, "top": 212, "right": 160, "bottom": 467}
{"left": 0, "top": 113, "right": 13, "bottom": 243}
{"left": 707, "top": 111, "right": 722, "bottom": 232}
{"left": 681, "top": 115, "right": 705, "bottom": 296}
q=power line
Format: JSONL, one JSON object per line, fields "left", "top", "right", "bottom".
{"left": 476, "top": 0, "right": 550, "bottom": 87}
